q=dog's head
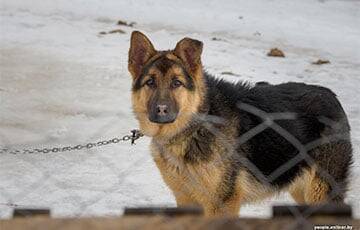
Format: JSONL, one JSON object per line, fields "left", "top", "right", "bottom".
{"left": 128, "top": 31, "right": 206, "bottom": 138}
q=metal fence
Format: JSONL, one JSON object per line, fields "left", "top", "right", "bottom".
{"left": 0, "top": 100, "right": 354, "bottom": 229}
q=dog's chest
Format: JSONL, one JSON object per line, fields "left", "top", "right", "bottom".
{"left": 150, "top": 141, "right": 224, "bottom": 200}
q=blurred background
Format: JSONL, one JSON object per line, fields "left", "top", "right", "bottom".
{"left": 0, "top": 0, "right": 359, "bottom": 219}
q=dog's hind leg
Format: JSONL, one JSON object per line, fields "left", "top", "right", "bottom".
{"left": 289, "top": 167, "right": 332, "bottom": 204}
{"left": 295, "top": 142, "right": 353, "bottom": 204}
{"left": 289, "top": 141, "right": 352, "bottom": 205}
{"left": 304, "top": 169, "right": 331, "bottom": 203}
{"left": 306, "top": 140, "right": 353, "bottom": 204}
{"left": 289, "top": 181, "right": 305, "bottom": 204}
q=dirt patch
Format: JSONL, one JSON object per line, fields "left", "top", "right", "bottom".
{"left": 211, "top": 37, "right": 227, "bottom": 42}
{"left": 253, "top": 31, "right": 261, "bottom": 36}
{"left": 312, "top": 59, "right": 330, "bottom": 65}
{"left": 267, "top": 48, "right": 285, "bottom": 57}
{"left": 108, "top": 29, "right": 126, "bottom": 34}
{"left": 98, "top": 19, "right": 136, "bottom": 36}
{"left": 117, "top": 20, "right": 136, "bottom": 27}
{"left": 98, "top": 29, "right": 126, "bottom": 35}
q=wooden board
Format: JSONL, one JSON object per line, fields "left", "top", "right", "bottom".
{"left": 1, "top": 216, "right": 358, "bottom": 230}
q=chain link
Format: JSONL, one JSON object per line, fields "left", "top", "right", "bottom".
{"left": 0, "top": 129, "right": 144, "bottom": 155}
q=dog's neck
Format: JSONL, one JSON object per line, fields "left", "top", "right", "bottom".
{"left": 151, "top": 111, "right": 229, "bottom": 165}
{"left": 151, "top": 118, "right": 217, "bottom": 164}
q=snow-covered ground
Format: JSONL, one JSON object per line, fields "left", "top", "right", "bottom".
{"left": 0, "top": 0, "right": 359, "bottom": 219}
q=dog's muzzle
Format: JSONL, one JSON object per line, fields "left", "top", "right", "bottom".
{"left": 149, "top": 104, "right": 177, "bottom": 124}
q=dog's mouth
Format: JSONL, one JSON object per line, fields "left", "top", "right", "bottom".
{"left": 148, "top": 113, "right": 177, "bottom": 124}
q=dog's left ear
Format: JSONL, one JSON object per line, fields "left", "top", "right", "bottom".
{"left": 174, "top": 38, "right": 203, "bottom": 74}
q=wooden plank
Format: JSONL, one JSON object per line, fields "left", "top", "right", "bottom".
{"left": 273, "top": 204, "right": 352, "bottom": 218}
{"left": 13, "top": 208, "right": 50, "bottom": 218}
{"left": 0, "top": 216, "right": 358, "bottom": 230}
{"left": 124, "top": 206, "right": 203, "bottom": 216}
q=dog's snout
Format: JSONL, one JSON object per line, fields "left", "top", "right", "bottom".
{"left": 149, "top": 102, "right": 177, "bottom": 124}
{"left": 157, "top": 104, "right": 168, "bottom": 116}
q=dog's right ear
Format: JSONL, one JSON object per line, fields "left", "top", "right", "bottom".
{"left": 128, "top": 31, "right": 156, "bottom": 79}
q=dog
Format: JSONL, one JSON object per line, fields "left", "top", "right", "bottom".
{"left": 128, "top": 31, "right": 353, "bottom": 216}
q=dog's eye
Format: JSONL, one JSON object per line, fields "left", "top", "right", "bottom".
{"left": 171, "top": 79, "right": 183, "bottom": 88}
{"left": 145, "top": 78, "right": 156, "bottom": 87}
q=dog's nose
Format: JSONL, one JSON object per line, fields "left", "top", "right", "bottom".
{"left": 156, "top": 104, "right": 168, "bottom": 116}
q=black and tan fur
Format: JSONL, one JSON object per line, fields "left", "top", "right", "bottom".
{"left": 128, "top": 31, "right": 353, "bottom": 216}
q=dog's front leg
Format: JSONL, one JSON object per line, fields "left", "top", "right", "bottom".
{"left": 204, "top": 204, "right": 241, "bottom": 217}
{"left": 174, "top": 192, "right": 199, "bottom": 207}
{"left": 203, "top": 194, "right": 242, "bottom": 217}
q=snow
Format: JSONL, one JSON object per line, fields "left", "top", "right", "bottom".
{"left": 0, "top": 0, "right": 359, "bottom": 219}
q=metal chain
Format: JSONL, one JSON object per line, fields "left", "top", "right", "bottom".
{"left": 0, "top": 129, "right": 144, "bottom": 155}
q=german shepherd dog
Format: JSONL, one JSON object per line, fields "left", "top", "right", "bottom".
{"left": 128, "top": 31, "right": 353, "bottom": 216}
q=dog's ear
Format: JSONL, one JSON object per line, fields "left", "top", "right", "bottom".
{"left": 128, "top": 31, "right": 156, "bottom": 79}
{"left": 174, "top": 38, "right": 203, "bottom": 74}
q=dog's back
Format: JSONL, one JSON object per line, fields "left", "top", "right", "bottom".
{"left": 207, "top": 76, "right": 353, "bottom": 203}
